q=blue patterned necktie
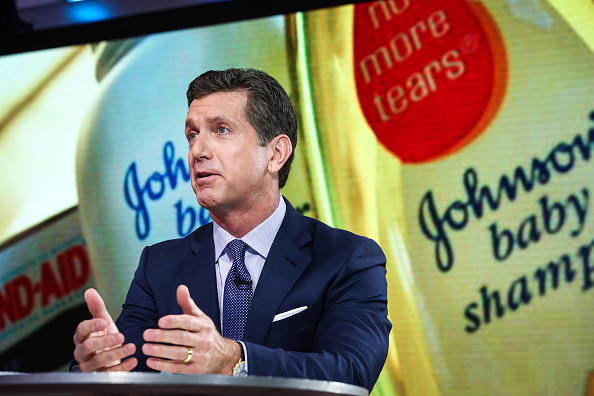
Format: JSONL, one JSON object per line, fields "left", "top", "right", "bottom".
{"left": 222, "top": 239, "right": 253, "bottom": 341}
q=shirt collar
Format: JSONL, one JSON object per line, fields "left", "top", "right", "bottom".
{"left": 213, "top": 195, "right": 286, "bottom": 261}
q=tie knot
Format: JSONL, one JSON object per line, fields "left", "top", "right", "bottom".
{"left": 227, "top": 239, "right": 247, "bottom": 262}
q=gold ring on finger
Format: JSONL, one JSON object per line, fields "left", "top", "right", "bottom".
{"left": 183, "top": 346, "right": 193, "bottom": 363}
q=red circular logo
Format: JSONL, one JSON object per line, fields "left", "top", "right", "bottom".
{"left": 354, "top": 0, "right": 507, "bottom": 163}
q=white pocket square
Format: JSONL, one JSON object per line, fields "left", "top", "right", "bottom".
{"left": 272, "top": 306, "right": 308, "bottom": 322}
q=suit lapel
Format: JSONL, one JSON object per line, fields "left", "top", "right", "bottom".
{"left": 185, "top": 223, "right": 221, "bottom": 332}
{"left": 243, "top": 201, "right": 312, "bottom": 345}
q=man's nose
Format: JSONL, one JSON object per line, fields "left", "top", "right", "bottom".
{"left": 190, "top": 133, "right": 212, "bottom": 160}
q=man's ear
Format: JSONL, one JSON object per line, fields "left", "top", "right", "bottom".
{"left": 267, "top": 134, "right": 293, "bottom": 174}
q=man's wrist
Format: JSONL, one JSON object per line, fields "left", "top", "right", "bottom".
{"left": 220, "top": 338, "right": 242, "bottom": 375}
{"left": 232, "top": 341, "right": 247, "bottom": 376}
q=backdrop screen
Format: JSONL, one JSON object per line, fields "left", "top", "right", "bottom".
{"left": 1, "top": 1, "right": 593, "bottom": 395}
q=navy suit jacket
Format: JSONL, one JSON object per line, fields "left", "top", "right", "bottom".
{"left": 116, "top": 199, "right": 391, "bottom": 391}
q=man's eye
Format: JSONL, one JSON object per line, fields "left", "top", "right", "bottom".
{"left": 188, "top": 132, "right": 197, "bottom": 141}
{"left": 217, "top": 127, "right": 229, "bottom": 134}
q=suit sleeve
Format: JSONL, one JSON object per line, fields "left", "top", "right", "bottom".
{"left": 115, "top": 246, "right": 160, "bottom": 372}
{"left": 243, "top": 238, "right": 391, "bottom": 392}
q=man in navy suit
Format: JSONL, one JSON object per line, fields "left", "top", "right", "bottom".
{"left": 73, "top": 68, "right": 390, "bottom": 391}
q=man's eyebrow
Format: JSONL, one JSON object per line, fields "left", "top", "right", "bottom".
{"left": 205, "top": 115, "right": 234, "bottom": 125}
{"left": 185, "top": 115, "right": 234, "bottom": 130}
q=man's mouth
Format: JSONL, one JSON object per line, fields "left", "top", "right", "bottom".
{"left": 197, "top": 172, "right": 215, "bottom": 178}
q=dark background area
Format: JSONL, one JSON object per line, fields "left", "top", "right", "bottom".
{"left": 1, "top": 0, "right": 364, "bottom": 55}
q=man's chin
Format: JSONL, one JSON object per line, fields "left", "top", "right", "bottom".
{"left": 196, "top": 196, "right": 216, "bottom": 211}
{"left": 195, "top": 191, "right": 225, "bottom": 212}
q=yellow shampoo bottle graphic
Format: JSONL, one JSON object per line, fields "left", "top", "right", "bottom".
{"left": 292, "top": 1, "right": 594, "bottom": 395}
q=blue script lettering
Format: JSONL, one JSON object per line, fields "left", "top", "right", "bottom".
{"left": 419, "top": 109, "right": 594, "bottom": 273}
{"left": 124, "top": 141, "right": 210, "bottom": 240}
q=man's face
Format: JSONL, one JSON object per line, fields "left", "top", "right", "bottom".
{"left": 186, "top": 91, "right": 274, "bottom": 215}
